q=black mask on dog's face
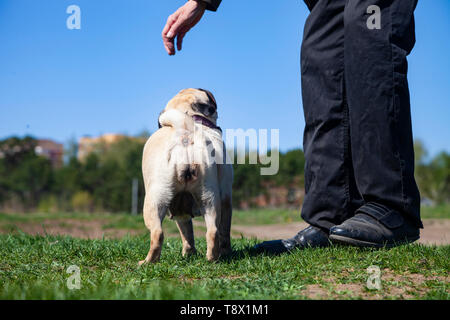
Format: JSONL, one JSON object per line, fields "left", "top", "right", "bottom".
{"left": 195, "top": 88, "right": 217, "bottom": 118}
{"left": 197, "top": 89, "right": 217, "bottom": 109}
{"left": 193, "top": 102, "right": 216, "bottom": 117}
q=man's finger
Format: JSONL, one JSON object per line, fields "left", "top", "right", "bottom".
{"left": 162, "top": 12, "right": 181, "bottom": 55}
{"left": 162, "top": 12, "right": 179, "bottom": 38}
{"left": 176, "top": 27, "right": 190, "bottom": 51}
{"left": 163, "top": 41, "right": 171, "bottom": 55}
{"left": 176, "top": 33, "right": 185, "bottom": 51}
{"left": 162, "top": 32, "right": 175, "bottom": 55}
{"left": 163, "top": 37, "right": 175, "bottom": 55}
{"left": 166, "top": 16, "right": 186, "bottom": 40}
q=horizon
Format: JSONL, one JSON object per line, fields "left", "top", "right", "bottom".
{"left": 1, "top": 0, "right": 449, "bottom": 157}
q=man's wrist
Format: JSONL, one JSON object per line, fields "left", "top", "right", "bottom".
{"left": 191, "top": 0, "right": 221, "bottom": 12}
{"left": 190, "top": 0, "right": 207, "bottom": 10}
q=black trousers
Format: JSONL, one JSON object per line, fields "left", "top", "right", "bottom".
{"left": 300, "top": 0, "right": 422, "bottom": 231}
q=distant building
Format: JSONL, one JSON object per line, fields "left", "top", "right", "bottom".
{"left": 77, "top": 133, "right": 127, "bottom": 162}
{"left": 0, "top": 138, "right": 63, "bottom": 168}
{"left": 35, "top": 139, "right": 64, "bottom": 168}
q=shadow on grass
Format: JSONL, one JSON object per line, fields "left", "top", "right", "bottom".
{"left": 217, "top": 240, "right": 402, "bottom": 263}
{"left": 218, "top": 242, "right": 286, "bottom": 262}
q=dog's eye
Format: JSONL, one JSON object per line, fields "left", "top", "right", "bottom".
{"left": 195, "top": 103, "right": 215, "bottom": 115}
{"left": 196, "top": 103, "right": 208, "bottom": 109}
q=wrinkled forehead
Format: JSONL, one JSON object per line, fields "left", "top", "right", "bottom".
{"left": 167, "top": 88, "right": 217, "bottom": 111}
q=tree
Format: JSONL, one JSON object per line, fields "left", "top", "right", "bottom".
{"left": 0, "top": 136, "right": 52, "bottom": 210}
{"left": 428, "top": 152, "right": 450, "bottom": 203}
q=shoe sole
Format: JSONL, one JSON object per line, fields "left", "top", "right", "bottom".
{"left": 329, "top": 234, "right": 420, "bottom": 249}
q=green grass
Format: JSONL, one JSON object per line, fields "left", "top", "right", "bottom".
{"left": 0, "top": 207, "right": 448, "bottom": 299}
{"left": 232, "top": 208, "right": 303, "bottom": 225}
{"left": 421, "top": 204, "right": 450, "bottom": 219}
{"left": 0, "top": 233, "right": 448, "bottom": 300}
{"left": 233, "top": 205, "right": 450, "bottom": 224}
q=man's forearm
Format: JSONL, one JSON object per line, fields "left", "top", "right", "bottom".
{"left": 199, "top": 0, "right": 222, "bottom": 11}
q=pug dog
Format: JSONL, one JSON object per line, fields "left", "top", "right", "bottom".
{"left": 139, "top": 89, "right": 233, "bottom": 264}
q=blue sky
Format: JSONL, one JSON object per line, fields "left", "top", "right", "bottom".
{"left": 0, "top": 0, "right": 449, "bottom": 157}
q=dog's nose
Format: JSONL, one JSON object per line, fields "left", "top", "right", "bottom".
{"left": 208, "top": 107, "right": 215, "bottom": 115}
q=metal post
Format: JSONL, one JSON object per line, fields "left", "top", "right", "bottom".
{"left": 131, "top": 178, "right": 138, "bottom": 215}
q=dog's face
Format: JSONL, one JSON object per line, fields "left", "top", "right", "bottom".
{"left": 164, "top": 88, "right": 218, "bottom": 123}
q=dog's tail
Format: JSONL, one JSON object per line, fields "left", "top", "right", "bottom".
{"left": 159, "top": 109, "right": 194, "bottom": 132}
{"left": 160, "top": 110, "right": 199, "bottom": 184}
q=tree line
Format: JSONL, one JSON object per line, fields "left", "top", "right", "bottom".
{"left": 0, "top": 136, "right": 448, "bottom": 213}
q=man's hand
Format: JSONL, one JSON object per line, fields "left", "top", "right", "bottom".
{"left": 162, "top": 0, "right": 207, "bottom": 55}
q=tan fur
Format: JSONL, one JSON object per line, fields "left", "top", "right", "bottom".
{"left": 139, "top": 89, "right": 233, "bottom": 265}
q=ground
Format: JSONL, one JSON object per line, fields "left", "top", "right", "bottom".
{"left": 0, "top": 207, "right": 449, "bottom": 299}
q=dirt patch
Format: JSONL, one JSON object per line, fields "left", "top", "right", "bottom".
{"left": 418, "top": 219, "right": 450, "bottom": 245}
{"left": 301, "top": 269, "right": 449, "bottom": 299}
{"left": 2, "top": 219, "right": 144, "bottom": 239}
{"left": 302, "top": 284, "right": 330, "bottom": 299}
{"left": 0, "top": 218, "right": 206, "bottom": 239}
{"left": 231, "top": 219, "right": 450, "bottom": 245}
{"left": 1, "top": 217, "right": 449, "bottom": 245}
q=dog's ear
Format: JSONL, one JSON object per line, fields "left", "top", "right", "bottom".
{"left": 197, "top": 88, "right": 217, "bottom": 109}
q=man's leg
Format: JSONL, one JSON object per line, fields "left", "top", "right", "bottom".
{"left": 300, "top": 0, "right": 363, "bottom": 231}
{"left": 255, "top": 0, "right": 363, "bottom": 253}
{"left": 330, "top": 0, "right": 422, "bottom": 247}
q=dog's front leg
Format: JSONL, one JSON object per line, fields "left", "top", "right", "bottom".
{"left": 204, "top": 199, "right": 221, "bottom": 262}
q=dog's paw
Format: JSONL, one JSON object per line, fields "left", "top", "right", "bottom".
{"left": 206, "top": 253, "right": 220, "bottom": 262}
{"left": 182, "top": 247, "right": 197, "bottom": 257}
{"left": 139, "top": 258, "right": 156, "bottom": 266}
{"left": 138, "top": 260, "right": 147, "bottom": 267}
{"left": 220, "top": 248, "right": 232, "bottom": 257}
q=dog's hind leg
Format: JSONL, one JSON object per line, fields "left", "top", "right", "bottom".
{"left": 203, "top": 197, "right": 221, "bottom": 262}
{"left": 219, "top": 195, "right": 232, "bottom": 257}
{"left": 175, "top": 218, "right": 196, "bottom": 257}
{"left": 139, "top": 196, "right": 167, "bottom": 265}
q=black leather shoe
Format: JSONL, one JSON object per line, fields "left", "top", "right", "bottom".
{"left": 329, "top": 202, "right": 420, "bottom": 248}
{"left": 253, "top": 225, "right": 330, "bottom": 254}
